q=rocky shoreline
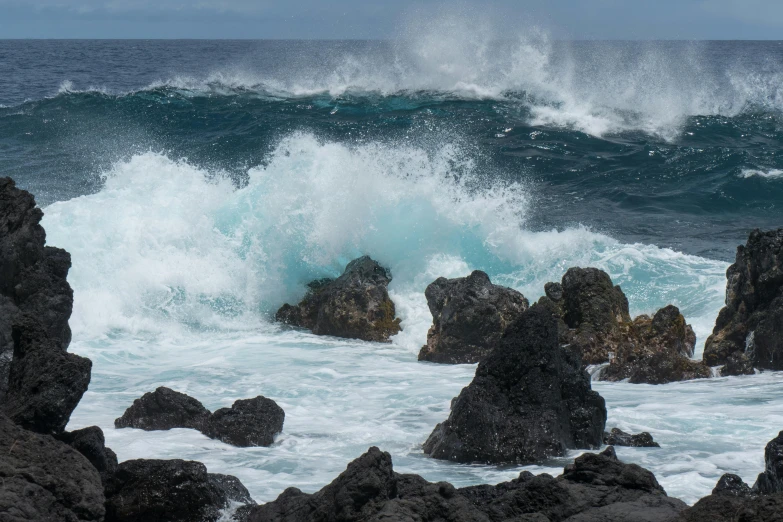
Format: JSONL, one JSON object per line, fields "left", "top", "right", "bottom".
{"left": 2, "top": 176, "right": 783, "bottom": 521}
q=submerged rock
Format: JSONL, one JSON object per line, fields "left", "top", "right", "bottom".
{"left": 603, "top": 427, "right": 660, "bottom": 447}
{"left": 417, "top": 270, "right": 529, "bottom": 364}
{"left": 114, "top": 386, "right": 212, "bottom": 431}
{"left": 105, "top": 459, "right": 253, "bottom": 522}
{"left": 276, "top": 256, "right": 402, "bottom": 342}
{"left": 423, "top": 304, "right": 606, "bottom": 465}
{"left": 58, "top": 425, "right": 119, "bottom": 485}
{"left": 0, "top": 414, "right": 106, "bottom": 521}
{"left": 703, "top": 228, "right": 783, "bottom": 371}
{"left": 244, "top": 445, "right": 685, "bottom": 521}
{"left": 203, "top": 396, "right": 285, "bottom": 448}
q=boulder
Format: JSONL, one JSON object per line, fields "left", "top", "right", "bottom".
{"left": 203, "top": 396, "right": 285, "bottom": 448}
{"left": 276, "top": 256, "right": 401, "bottom": 342}
{"left": 244, "top": 445, "right": 686, "bottom": 521}
{"left": 603, "top": 428, "right": 660, "bottom": 448}
{"left": 114, "top": 386, "right": 212, "bottom": 431}
{"left": 754, "top": 430, "right": 783, "bottom": 495}
{"left": 703, "top": 229, "right": 783, "bottom": 371}
{"left": 417, "top": 270, "right": 529, "bottom": 364}
{"left": 57, "top": 425, "right": 119, "bottom": 485}
{"left": 423, "top": 304, "right": 606, "bottom": 465}
{"left": 720, "top": 351, "right": 755, "bottom": 377}
{"left": 0, "top": 413, "right": 105, "bottom": 521}
{"left": 105, "top": 459, "right": 253, "bottom": 522}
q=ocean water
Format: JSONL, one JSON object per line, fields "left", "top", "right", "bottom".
{"left": 1, "top": 33, "right": 782, "bottom": 507}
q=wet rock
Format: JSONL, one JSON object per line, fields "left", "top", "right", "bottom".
{"left": 704, "top": 228, "right": 783, "bottom": 371}
{"left": 209, "top": 473, "right": 256, "bottom": 506}
{"left": 245, "top": 445, "right": 686, "bottom": 522}
{"left": 57, "top": 425, "right": 119, "bottom": 485}
{"left": 203, "top": 396, "right": 285, "bottom": 448}
{"left": 603, "top": 427, "right": 660, "bottom": 448}
{"left": 754, "top": 430, "right": 783, "bottom": 495}
{"left": 105, "top": 459, "right": 252, "bottom": 522}
{"left": 720, "top": 351, "right": 755, "bottom": 377}
{"left": 713, "top": 474, "right": 753, "bottom": 497}
{"left": 276, "top": 256, "right": 401, "bottom": 342}
{"left": 114, "top": 386, "right": 212, "bottom": 431}
{"left": 417, "top": 270, "right": 529, "bottom": 364}
{"left": 0, "top": 413, "right": 105, "bottom": 521}
{"left": 423, "top": 304, "right": 606, "bottom": 465}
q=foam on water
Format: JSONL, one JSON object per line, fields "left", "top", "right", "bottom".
{"left": 741, "top": 168, "right": 783, "bottom": 179}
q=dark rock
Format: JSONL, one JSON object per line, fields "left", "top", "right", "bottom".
{"left": 4, "top": 315, "right": 91, "bottom": 435}
{"left": 603, "top": 427, "right": 661, "bottom": 448}
{"left": 114, "top": 386, "right": 212, "bottom": 431}
{"left": 754, "top": 431, "right": 783, "bottom": 495}
{"left": 203, "top": 396, "right": 285, "bottom": 447}
{"left": 209, "top": 473, "right": 256, "bottom": 505}
{"left": 245, "top": 445, "right": 686, "bottom": 522}
{"left": 704, "top": 229, "right": 783, "bottom": 371}
{"left": 713, "top": 474, "right": 753, "bottom": 497}
{"left": 105, "top": 458, "right": 251, "bottom": 522}
{"left": 0, "top": 413, "right": 105, "bottom": 521}
{"left": 57, "top": 425, "right": 119, "bottom": 485}
{"left": 423, "top": 304, "right": 606, "bottom": 465}
{"left": 417, "top": 270, "right": 529, "bottom": 364}
{"left": 720, "top": 351, "right": 755, "bottom": 377}
{"left": 276, "top": 256, "right": 401, "bottom": 342}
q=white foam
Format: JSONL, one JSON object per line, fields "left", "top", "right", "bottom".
{"left": 740, "top": 168, "right": 783, "bottom": 179}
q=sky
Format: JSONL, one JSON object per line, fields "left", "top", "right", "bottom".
{"left": 0, "top": 0, "right": 782, "bottom": 39}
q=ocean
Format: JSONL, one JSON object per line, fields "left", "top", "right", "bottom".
{"left": 1, "top": 36, "right": 782, "bottom": 506}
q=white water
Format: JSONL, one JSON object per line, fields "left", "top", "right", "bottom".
{"left": 741, "top": 168, "right": 783, "bottom": 179}
{"left": 41, "top": 132, "right": 782, "bottom": 506}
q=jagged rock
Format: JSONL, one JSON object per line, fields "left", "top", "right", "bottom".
{"left": 276, "top": 256, "right": 402, "bottom": 342}
{"left": 754, "top": 430, "right": 783, "bottom": 495}
{"left": 4, "top": 315, "right": 91, "bottom": 435}
{"left": 57, "top": 425, "right": 119, "bottom": 485}
{"left": 245, "top": 445, "right": 686, "bottom": 521}
{"left": 209, "top": 473, "right": 256, "bottom": 506}
{"left": 0, "top": 414, "right": 105, "bottom": 521}
{"left": 720, "top": 351, "right": 755, "bottom": 377}
{"left": 713, "top": 474, "right": 754, "bottom": 497}
{"left": 104, "top": 459, "right": 253, "bottom": 522}
{"left": 203, "top": 396, "right": 285, "bottom": 448}
{"left": 423, "top": 304, "right": 606, "bottom": 465}
{"left": 114, "top": 386, "right": 212, "bottom": 431}
{"left": 704, "top": 229, "right": 783, "bottom": 371}
{"left": 417, "top": 270, "right": 529, "bottom": 364}
{"left": 603, "top": 427, "right": 660, "bottom": 447}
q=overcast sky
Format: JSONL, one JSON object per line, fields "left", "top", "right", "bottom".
{"left": 1, "top": 0, "right": 782, "bottom": 39}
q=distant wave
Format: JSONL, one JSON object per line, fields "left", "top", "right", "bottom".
{"left": 740, "top": 168, "right": 783, "bottom": 179}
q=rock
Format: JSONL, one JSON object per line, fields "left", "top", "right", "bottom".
{"left": 417, "top": 270, "right": 529, "bottom": 364}
{"left": 720, "top": 351, "right": 755, "bottom": 377}
{"left": 703, "top": 229, "right": 783, "bottom": 371}
{"left": 203, "top": 396, "right": 285, "bottom": 448}
{"left": 57, "top": 425, "right": 119, "bottom": 485}
{"left": 603, "top": 427, "right": 660, "bottom": 447}
{"left": 105, "top": 458, "right": 252, "bottom": 522}
{"left": 754, "top": 430, "right": 783, "bottom": 495}
{"left": 245, "top": 445, "right": 686, "bottom": 522}
{"left": 713, "top": 474, "right": 753, "bottom": 497}
{"left": 0, "top": 414, "right": 105, "bottom": 521}
{"left": 423, "top": 304, "right": 606, "bottom": 465}
{"left": 114, "top": 386, "right": 212, "bottom": 431}
{"left": 209, "top": 473, "right": 256, "bottom": 505}
{"left": 276, "top": 256, "right": 401, "bottom": 342}
{"left": 4, "top": 315, "right": 91, "bottom": 435}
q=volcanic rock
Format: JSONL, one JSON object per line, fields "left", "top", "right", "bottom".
{"left": 720, "top": 351, "right": 755, "bottom": 377}
{"left": 603, "top": 427, "right": 661, "bottom": 448}
{"left": 203, "top": 396, "right": 285, "bottom": 448}
{"left": 423, "top": 304, "right": 606, "bottom": 465}
{"left": 58, "top": 425, "right": 119, "bottom": 485}
{"left": 0, "top": 413, "right": 105, "bottom": 521}
{"left": 754, "top": 430, "right": 783, "bottom": 495}
{"left": 276, "top": 256, "right": 401, "bottom": 342}
{"left": 703, "top": 228, "right": 783, "bottom": 371}
{"left": 417, "top": 270, "right": 529, "bottom": 364}
{"left": 114, "top": 386, "right": 212, "bottom": 431}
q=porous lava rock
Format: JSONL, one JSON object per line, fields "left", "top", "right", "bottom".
{"left": 703, "top": 229, "right": 783, "bottom": 372}
{"left": 203, "top": 396, "right": 285, "bottom": 448}
{"left": 603, "top": 427, "right": 661, "bottom": 448}
{"left": 754, "top": 430, "right": 783, "bottom": 495}
{"left": 243, "top": 445, "right": 686, "bottom": 522}
{"left": 57, "top": 425, "right": 119, "bottom": 485}
{"left": 0, "top": 413, "right": 106, "bottom": 521}
{"left": 276, "top": 256, "right": 402, "bottom": 342}
{"left": 720, "top": 351, "right": 755, "bottom": 377}
{"left": 417, "top": 270, "right": 529, "bottom": 364}
{"left": 114, "top": 386, "right": 212, "bottom": 431}
{"left": 423, "top": 304, "right": 606, "bottom": 465}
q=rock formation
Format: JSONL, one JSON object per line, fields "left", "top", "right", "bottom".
{"left": 417, "top": 270, "right": 529, "bottom": 364}
{"left": 703, "top": 228, "right": 783, "bottom": 372}
{"left": 603, "top": 427, "right": 660, "bottom": 447}
{"left": 276, "top": 256, "right": 401, "bottom": 342}
{"left": 242, "top": 445, "right": 686, "bottom": 522}
{"left": 58, "top": 425, "right": 119, "bottom": 485}
{"left": 754, "top": 430, "right": 783, "bottom": 495}
{"left": 423, "top": 304, "right": 607, "bottom": 465}
{"left": 114, "top": 386, "right": 212, "bottom": 431}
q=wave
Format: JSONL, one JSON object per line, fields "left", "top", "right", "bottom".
{"left": 42, "top": 132, "right": 728, "bottom": 353}
{"left": 741, "top": 168, "right": 783, "bottom": 179}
